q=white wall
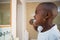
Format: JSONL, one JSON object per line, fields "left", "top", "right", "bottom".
{"left": 16, "top": 3, "right": 23, "bottom": 40}
{"left": 11, "top": 0, "right": 16, "bottom": 38}
{"left": 16, "top": 0, "right": 29, "bottom": 40}
{"left": 11, "top": 0, "right": 29, "bottom": 40}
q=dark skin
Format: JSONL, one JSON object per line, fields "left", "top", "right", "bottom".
{"left": 29, "top": 2, "right": 58, "bottom": 32}
{"left": 33, "top": 11, "right": 55, "bottom": 32}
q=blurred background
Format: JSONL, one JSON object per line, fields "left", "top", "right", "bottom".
{"left": 0, "top": 3, "right": 10, "bottom": 25}
{"left": 1, "top": 0, "right": 60, "bottom": 40}
{"left": 26, "top": 1, "right": 60, "bottom": 40}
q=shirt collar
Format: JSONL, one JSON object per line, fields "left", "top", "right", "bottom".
{"left": 40, "top": 25, "right": 59, "bottom": 33}
{"left": 51, "top": 25, "right": 59, "bottom": 32}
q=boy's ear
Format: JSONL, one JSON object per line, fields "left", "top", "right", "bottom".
{"left": 45, "top": 16, "right": 49, "bottom": 19}
{"left": 45, "top": 12, "right": 52, "bottom": 20}
{"left": 44, "top": 16, "right": 49, "bottom": 21}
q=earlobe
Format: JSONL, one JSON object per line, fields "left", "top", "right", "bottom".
{"left": 44, "top": 16, "right": 49, "bottom": 21}
{"left": 45, "top": 16, "right": 49, "bottom": 19}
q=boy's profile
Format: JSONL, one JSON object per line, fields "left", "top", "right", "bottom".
{"left": 29, "top": 2, "right": 60, "bottom": 40}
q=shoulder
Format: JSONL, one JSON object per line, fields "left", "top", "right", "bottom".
{"left": 48, "top": 33, "right": 60, "bottom": 40}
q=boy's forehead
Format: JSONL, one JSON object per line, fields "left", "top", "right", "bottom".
{"left": 35, "top": 7, "right": 48, "bottom": 16}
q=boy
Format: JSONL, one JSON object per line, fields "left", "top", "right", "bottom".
{"left": 30, "top": 2, "right": 60, "bottom": 40}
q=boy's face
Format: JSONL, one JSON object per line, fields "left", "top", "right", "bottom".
{"left": 34, "top": 13, "right": 45, "bottom": 26}
{"left": 34, "top": 9, "right": 57, "bottom": 26}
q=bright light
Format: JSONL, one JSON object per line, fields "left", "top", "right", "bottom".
{"left": 58, "top": 7, "right": 60, "bottom": 12}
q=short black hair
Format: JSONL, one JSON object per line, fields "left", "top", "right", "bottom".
{"left": 35, "top": 2, "right": 57, "bottom": 18}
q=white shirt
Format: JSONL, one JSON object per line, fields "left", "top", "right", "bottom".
{"left": 37, "top": 25, "right": 60, "bottom": 40}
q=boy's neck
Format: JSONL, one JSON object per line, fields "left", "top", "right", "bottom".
{"left": 41, "top": 22, "right": 55, "bottom": 32}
